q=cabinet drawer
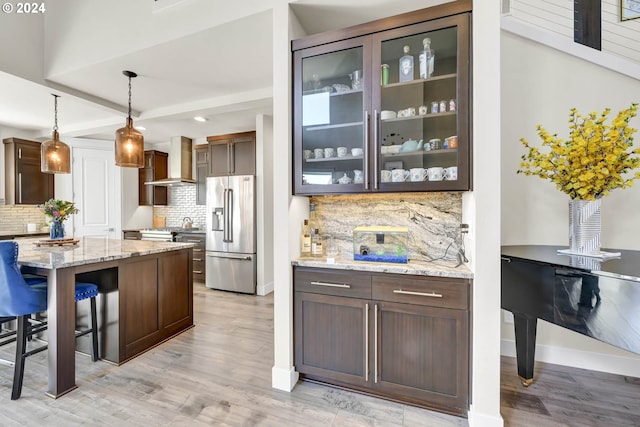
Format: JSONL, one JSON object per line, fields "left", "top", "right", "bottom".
{"left": 372, "top": 275, "right": 469, "bottom": 310}
{"left": 294, "top": 267, "right": 371, "bottom": 299}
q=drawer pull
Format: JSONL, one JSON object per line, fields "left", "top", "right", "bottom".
{"left": 193, "top": 258, "right": 203, "bottom": 262}
{"left": 310, "top": 281, "right": 351, "bottom": 289}
{"left": 193, "top": 270, "right": 203, "bottom": 274}
{"left": 393, "top": 289, "right": 443, "bottom": 298}
{"left": 185, "top": 239, "right": 203, "bottom": 242}
{"left": 193, "top": 248, "right": 203, "bottom": 252}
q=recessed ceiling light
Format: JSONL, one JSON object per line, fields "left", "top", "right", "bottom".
{"left": 193, "top": 116, "right": 207, "bottom": 122}
{"left": 135, "top": 126, "right": 146, "bottom": 131}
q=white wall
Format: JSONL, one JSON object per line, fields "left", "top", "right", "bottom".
{"left": 257, "top": 113, "right": 274, "bottom": 295}
{"left": 467, "top": 2, "right": 504, "bottom": 426}
{"left": 501, "top": 31, "right": 640, "bottom": 376}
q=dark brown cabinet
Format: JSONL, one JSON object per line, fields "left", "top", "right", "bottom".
{"left": 294, "top": 266, "right": 470, "bottom": 416}
{"left": 194, "top": 144, "right": 209, "bottom": 205}
{"left": 292, "top": 1, "right": 471, "bottom": 195}
{"left": 175, "top": 232, "right": 206, "bottom": 283}
{"left": 3, "top": 137, "right": 54, "bottom": 204}
{"left": 119, "top": 248, "right": 193, "bottom": 361}
{"left": 206, "top": 131, "right": 256, "bottom": 177}
{"left": 139, "top": 150, "right": 168, "bottom": 206}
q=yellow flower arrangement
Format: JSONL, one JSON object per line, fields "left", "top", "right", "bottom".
{"left": 518, "top": 104, "right": 640, "bottom": 200}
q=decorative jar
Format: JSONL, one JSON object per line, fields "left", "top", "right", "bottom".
{"left": 569, "top": 199, "right": 601, "bottom": 254}
{"left": 50, "top": 220, "right": 65, "bottom": 240}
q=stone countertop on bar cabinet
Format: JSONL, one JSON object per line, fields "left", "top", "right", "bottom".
{"left": 292, "top": 256, "right": 473, "bottom": 279}
{"left": 15, "top": 237, "right": 194, "bottom": 269}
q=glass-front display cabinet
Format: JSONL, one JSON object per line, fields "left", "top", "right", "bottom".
{"left": 293, "top": 7, "right": 470, "bottom": 195}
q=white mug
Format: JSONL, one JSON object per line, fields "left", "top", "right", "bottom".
{"left": 444, "top": 166, "right": 458, "bottom": 181}
{"left": 381, "top": 170, "right": 392, "bottom": 182}
{"left": 391, "top": 169, "right": 410, "bottom": 182}
{"left": 303, "top": 150, "right": 313, "bottom": 160}
{"left": 337, "top": 147, "right": 348, "bottom": 157}
{"left": 428, "top": 167, "right": 444, "bottom": 181}
{"left": 324, "top": 147, "right": 335, "bottom": 158}
{"left": 351, "top": 147, "right": 363, "bottom": 157}
{"left": 314, "top": 148, "right": 324, "bottom": 159}
{"left": 409, "top": 168, "right": 427, "bottom": 182}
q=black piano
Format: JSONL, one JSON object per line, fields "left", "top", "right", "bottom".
{"left": 501, "top": 245, "right": 640, "bottom": 386}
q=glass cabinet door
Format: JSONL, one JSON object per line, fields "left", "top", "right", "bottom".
{"left": 372, "top": 14, "right": 469, "bottom": 191}
{"left": 293, "top": 37, "right": 372, "bottom": 194}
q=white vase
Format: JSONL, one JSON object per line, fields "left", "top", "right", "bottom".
{"left": 569, "top": 199, "right": 601, "bottom": 254}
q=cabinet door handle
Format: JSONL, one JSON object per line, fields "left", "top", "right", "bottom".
{"left": 373, "top": 110, "right": 379, "bottom": 190}
{"left": 501, "top": 257, "right": 511, "bottom": 263}
{"left": 374, "top": 303, "right": 378, "bottom": 384}
{"left": 18, "top": 148, "right": 22, "bottom": 159}
{"left": 393, "top": 289, "right": 443, "bottom": 298}
{"left": 365, "top": 303, "right": 369, "bottom": 382}
{"left": 363, "top": 110, "right": 369, "bottom": 190}
{"left": 18, "top": 172, "right": 22, "bottom": 203}
{"left": 310, "top": 281, "right": 351, "bottom": 289}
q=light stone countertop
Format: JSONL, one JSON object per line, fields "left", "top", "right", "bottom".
{"left": 293, "top": 256, "right": 473, "bottom": 279}
{"left": 16, "top": 237, "right": 194, "bottom": 269}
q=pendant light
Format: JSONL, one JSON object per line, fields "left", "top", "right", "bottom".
{"left": 115, "top": 70, "right": 144, "bottom": 167}
{"left": 41, "top": 94, "right": 71, "bottom": 174}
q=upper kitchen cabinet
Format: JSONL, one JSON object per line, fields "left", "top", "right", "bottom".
{"left": 139, "top": 150, "right": 168, "bottom": 206}
{"left": 3, "top": 138, "right": 54, "bottom": 204}
{"left": 195, "top": 144, "right": 209, "bottom": 205}
{"left": 292, "top": 1, "right": 471, "bottom": 195}
{"left": 206, "top": 131, "right": 256, "bottom": 177}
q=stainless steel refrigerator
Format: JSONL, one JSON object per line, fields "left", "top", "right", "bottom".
{"left": 205, "top": 175, "right": 256, "bottom": 294}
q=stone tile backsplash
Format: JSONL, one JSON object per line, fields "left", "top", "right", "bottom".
{"left": 310, "top": 192, "right": 464, "bottom": 263}
{"left": 0, "top": 204, "right": 47, "bottom": 234}
{"left": 153, "top": 185, "right": 206, "bottom": 229}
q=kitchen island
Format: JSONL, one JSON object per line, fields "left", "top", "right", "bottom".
{"left": 17, "top": 237, "right": 194, "bottom": 398}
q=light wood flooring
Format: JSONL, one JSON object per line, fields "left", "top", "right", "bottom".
{"left": 0, "top": 284, "right": 638, "bottom": 426}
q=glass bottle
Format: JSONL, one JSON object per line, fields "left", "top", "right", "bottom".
{"left": 399, "top": 45, "right": 414, "bottom": 82}
{"left": 311, "top": 229, "right": 323, "bottom": 257}
{"left": 300, "top": 219, "right": 311, "bottom": 256}
{"left": 419, "top": 37, "right": 435, "bottom": 79}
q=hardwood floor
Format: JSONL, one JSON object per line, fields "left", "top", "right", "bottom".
{"left": 1, "top": 284, "right": 638, "bottom": 426}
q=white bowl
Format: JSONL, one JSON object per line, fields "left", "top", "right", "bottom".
{"left": 387, "top": 145, "right": 402, "bottom": 154}
{"left": 380, "top": 110, "right": 397, "bottom": 120}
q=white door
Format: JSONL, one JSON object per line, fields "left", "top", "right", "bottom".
{"left": 72, "top": 147, "right": 118, "bottom": 238}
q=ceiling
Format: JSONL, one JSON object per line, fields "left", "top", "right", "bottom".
{"left": 0, "top": 0, "right": 447, "bottom": 146}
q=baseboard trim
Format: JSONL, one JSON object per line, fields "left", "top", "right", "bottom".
{"left": 257, "top": 280, "right": 274, "bottom": 296}
{"left": 501, "top": 339, "right": 640, "bottom": 377}
{"left": 271, "top": 365, "right": 299, "bottom": 392}
{"left": 467, "top": 406, "right": 504, "bottom": 427}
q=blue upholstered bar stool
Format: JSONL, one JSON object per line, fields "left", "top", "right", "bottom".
{"left": 1, "top": 241, "right": 100, "bottom": 399}
{"left": 0, "top": 241, "right": 48, "bottom": 400}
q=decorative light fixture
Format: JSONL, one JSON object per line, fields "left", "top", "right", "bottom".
{"left": 115, "top": 70, "right": 144, "bottom": 168}
{"left": 41, "top": 94, "right": 71, "bottom": 174}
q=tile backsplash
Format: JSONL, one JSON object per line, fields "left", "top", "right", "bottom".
{"left": 310, "top": 192, "right": 464, "bottom": 263}
{"left": 0, "top": 204, "right": 47, "bottom": 234}
{"left": 153, "top": 185, "right": 206, "bottom": 229}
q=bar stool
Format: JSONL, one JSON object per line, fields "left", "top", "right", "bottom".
{"left": 1, "top": 241, "right": 100, "bottom": 399}
{"left": 0, "top": 241, "right": 48, "bottom": 400}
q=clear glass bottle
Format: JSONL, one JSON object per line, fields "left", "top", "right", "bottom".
{"left": 300, "top": 219, "right": 311, "bottom": 256}
{"left": 399, "top": 45, "right": 414, "bottom": 82}
{"left": 419, "top": 37, "right": 435, "bottom": 79}
{"left": 311, "top": 228, "right": 323, "bottom": 257}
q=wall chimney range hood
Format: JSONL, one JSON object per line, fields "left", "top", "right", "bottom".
{"left": 145, "top": 136, "right": 196, "bottom": 186}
